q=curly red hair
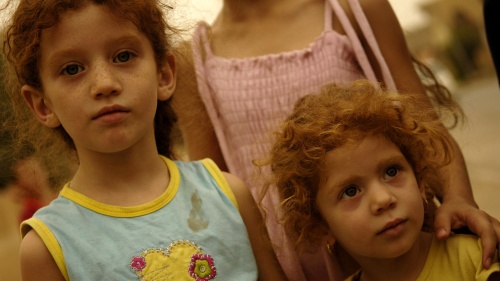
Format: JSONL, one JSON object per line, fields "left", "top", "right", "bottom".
{"left": 261, "top": 80, "right": 457, "bottom": 250}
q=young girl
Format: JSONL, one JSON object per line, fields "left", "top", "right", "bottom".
{"left": 2, "top": 0, "right": 286, "bottom": 280}
{"left": 172, "top": 0, "right": 500, "bottom": 279}
{"left": 261, "top": 80, "right": 500, "bottom": 281}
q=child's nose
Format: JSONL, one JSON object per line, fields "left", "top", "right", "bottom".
{"left": 91, "top": 62, "right": 122, "bottom": 98}
{"left": 369, "top": 183, "right": 397, "bottom": 215}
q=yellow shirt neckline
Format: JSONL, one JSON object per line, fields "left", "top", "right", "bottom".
{"left": 59, "top": 156, "right": 179, "bottom": 218}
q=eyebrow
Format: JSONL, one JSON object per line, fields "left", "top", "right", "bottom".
{"left": 320, "top": 171, "right": 359, "bottom": 199}
{"left": 112, "top": 34, "right": 144, "bottom": 48}
{"left": 380, "top": 155, "right": 408, "bottom": 168}
{"left": 329, "top": 175, "right": 362, "bottom": 194}
{"left": 46, "top": 34, "right": 144, "bottom": 65}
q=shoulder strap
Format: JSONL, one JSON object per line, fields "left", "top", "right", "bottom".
{"left": 347, "top": 0, "right": 397, "bottom": 91}
{"left": 201, "top": 158, "right": 239, "bottom": 209}
{"left": 327, "top": 0, "right": 397, "bottom": 91}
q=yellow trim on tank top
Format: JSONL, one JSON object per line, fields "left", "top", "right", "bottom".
{"left": 201, "top": 158, "right": 239, "bottom": 210}
{"left": 59, "top": 155, "right": 179, "bottom": 218}
{"left": 20, "top": 217, "right": 69, "bottom": 281}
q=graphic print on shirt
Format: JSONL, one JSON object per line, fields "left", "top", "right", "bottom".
{"left": 188, "top": 191, "right": 209, "bottom": 232}
{"left": 129, "top": 240, "right": 217, "bottom": 281}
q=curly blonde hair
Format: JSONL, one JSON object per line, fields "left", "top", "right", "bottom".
{"left": 260, "top": 80, "right": 458, "bottom": 250}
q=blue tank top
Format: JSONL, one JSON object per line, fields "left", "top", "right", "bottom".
{"left": 21, "top": 157, "right": 258, "bottom": 280}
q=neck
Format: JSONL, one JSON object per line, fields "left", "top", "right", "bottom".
{"left": 222, "top": 0, "right": 279, "bottom": 8}
{"left": 353, "top": 232, "right": 433, "bottom": 281}
{"left": 215, "top": 0, "right": 294, "bottom": 23}
{"left": 70, "top": 140, "right": 169, "bottom": 206}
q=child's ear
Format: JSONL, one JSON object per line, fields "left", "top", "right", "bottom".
{"left": 21, "top": 85, "right": 61, "bottom": 128}
{"left": 157, "top": 53, "right": 176, "bottom": 101}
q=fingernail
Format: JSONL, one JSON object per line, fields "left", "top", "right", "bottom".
{"left": 485, "top": 257, "right": 491, "bottom": 269}
{"left": 436, "top": 228, "right": 447, "bottom": 237}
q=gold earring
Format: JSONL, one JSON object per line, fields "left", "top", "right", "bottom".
{"left": 326, "top": 243, "right": 334, "bottom": 255}
{"left": 422, "top": 195, "right": 429, "bottom": 207}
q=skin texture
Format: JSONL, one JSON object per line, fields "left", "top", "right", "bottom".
{"left": 172, "top": 0, "right": 500, "bottom": 268}
{"left": 317, "top": 135, "right": 432, "bottom": 280}
{"left": 19, "top": 4, "right": 285, "bottom": 280}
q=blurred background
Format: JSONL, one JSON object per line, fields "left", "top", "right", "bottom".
{"left": 1, "top": 0, "right": 498, "bottom": 280}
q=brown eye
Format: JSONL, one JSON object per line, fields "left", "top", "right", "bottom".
{"left": 341, "top": 186, "right": 360, "bottom": 199}
{"left": 345, "top": 187, "right": 357, "bottom": 196}
{"left": 63, "top": 64, "right": 82, "bottom": 75}
{"left": 385, "top": 166, "right": 399, "bottom": 178}
{"left": 115, "top": 51, "right": 133, "bottom": 63}
{"left": 384, "top": 166, "right": 401, "bottom": 179}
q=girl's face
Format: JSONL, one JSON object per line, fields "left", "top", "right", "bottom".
{"left": 316, "top": 134, "right": 425, "bottom": 261}
{"left": 23, "top": 4, "right": 175, "bottom": 156}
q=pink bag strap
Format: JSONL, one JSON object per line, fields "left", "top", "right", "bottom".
{"left": 327, "top": 0, "right": 397, "bottom": 91}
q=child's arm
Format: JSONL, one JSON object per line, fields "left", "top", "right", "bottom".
{"left": 357, "top": 0, "right": 500, "bottom": 267}
{"left": 20, "top": 230, "right": 65, "bottom": 281}
{"left": 223, "top": 172, "right": 287, "bottom": 281}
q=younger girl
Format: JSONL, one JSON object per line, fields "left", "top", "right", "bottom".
{"left": 2, "top": 0, "right": 286, "bottom": 280}
{"left": 261, "top": 80, "right": 500, "bottom": 281}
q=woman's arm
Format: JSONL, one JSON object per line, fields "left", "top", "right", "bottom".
{"left": 20, "top": 230, "right": 65, "bottom": 281}
{"left": 356, "top": 0, "right": 500, "bottom": 268}
{"left": 223, "top": 172, "right": 287, "bottom": 281}
{"left": 171, "top": 40, "right": 228, "bottom": 171}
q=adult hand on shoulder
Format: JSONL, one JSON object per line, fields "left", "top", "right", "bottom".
{"left": 434, "top": 197, "right": 500, "bottom": 269}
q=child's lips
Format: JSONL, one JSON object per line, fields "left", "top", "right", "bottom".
{"left": 93, "top": 105, "right": 130, "bottom": 123}
{"left": 377, "top": 218, "right": 408, "bottom": 235}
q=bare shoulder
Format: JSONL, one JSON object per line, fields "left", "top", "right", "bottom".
{"left": 20, "top": 230, "right": 65, "bottom": 281}
{"left": 336, "top": 0, "right": 394, "bottom": 19}
{"left": 356, "top": 0, "right": 404, "bottom": 34}
{"left": 339, "top": 0, "right": 395, "bottom": 23}
{"left": 221, "top": 172, "right": 252, "bottom": 205}
{"left": 334, "top": 0, "right": 395, "bottom": 34}
{"left": 358, "top": 0, "right": 392, "bottom": 10}
{"left": 220, "top": 172, "right": 260, "bottom": 225}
